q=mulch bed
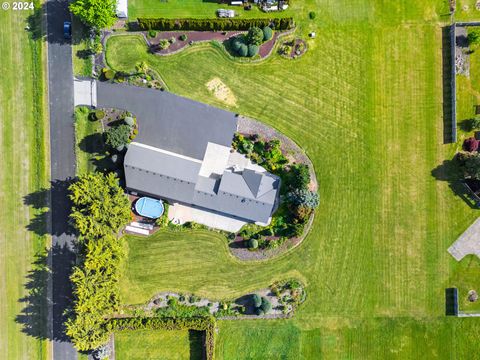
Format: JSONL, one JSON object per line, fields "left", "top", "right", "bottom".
{"left": 145, "top": 30, "right": 288, "bottom": 59}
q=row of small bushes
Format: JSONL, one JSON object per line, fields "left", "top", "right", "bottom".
{"left": 107, "top": 316, "right": 216, "bottom": 360}
{"left": 137, "top": 17, "right": 294, "bottom": 31}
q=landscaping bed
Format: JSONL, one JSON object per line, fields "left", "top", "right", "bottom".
{"left": 228, "top": 116, "right": 318, "bottom": 261}
{"left": 119, "top": 279, "right": 306, "bottom": 319}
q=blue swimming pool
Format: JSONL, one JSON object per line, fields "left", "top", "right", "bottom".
{"left": 135, "top": 197, "right": 164, "bottom": 219}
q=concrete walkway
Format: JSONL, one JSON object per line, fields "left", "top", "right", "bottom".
{"left": 74, "top": 78, "right": 97, "bottom": 107}
{"left": 448, "top": 217, "right": 480, "bottom": 261}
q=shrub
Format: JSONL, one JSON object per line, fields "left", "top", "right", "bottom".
{"left": 180, "top": 34, "right": 188, "bottom": 41}
{"left": 248, "top": 238, "right": 258, "bottom": 249}
{"left": 293, "top": 205, "right": 312, "bottom": 223}
{"left": 189, "top": 295, "right": 200, "bottom": 303}
{"left": 458, "top": 151, "right": 480, "bottom": 179}
{"left": 260, "top": 297, "right": 272, "bottom": 314}
{"left": 104, "top": 69, "right": 115, "bottom": 80}
{"left": 169, "top": 36, "right": 176, "bottom": 43}
{"left": 238, "top": 43, "right": 248, "bottom": 57}
{"left": 111, "top": 154, "right": 118, "bottom": 164}
{"left": 247, "top": 26, "right": 264, "bottom": 45}
{"left": 124, "top": 116, "right": 135, "bottom": 127}
{"left": 468, "top": 29, "right": 480, "bottom": 48}
{"left": 309, "top": 11, "right": 316, "bottom": 19}
{"left": 252, "top": 293, "right": 262, "bottom": 308}
{"left": 464, "top": 137, "right": 479, "bottom": 152}
{"left": 290, "top": 164, "right": 310, "bottom": 190}
{"left": 255, "top": 307, "right": 264, "bottom": 316}
{"left": 158, "top": 39, "right": 170, "bottom": 50}
{"left": 247, "top": 44, "right": 259, "bottom": 57}
{"left": 94, "top": 109, "right": 105, "bottom": 120}
{"left": 105, "top": 124, "right": 132, "bottom": 149}
{"left": 262, "top": 26, "right": 273, "bottom": 41}
{"left": 68, "top": 173, "right": 131, "bottom": 237}
{"left": 232, "top": 38, "right": 243, "bottom": 51}
{"left": 137, "top": 17, "right": 295, "bottom": 31}
{"left": 472, "top": 116, "right": 480, "bottom": 130}
{"left": 287, "top": 189, "right": 320, "bottom": 209}
{"left": 148, "top": 29, "right": 157, "bottom": 38}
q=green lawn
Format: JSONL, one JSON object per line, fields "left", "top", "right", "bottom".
{"left": 455, "top": 0, "right": 480, "bottom": 21}
{"left": 72, "top": 16, "right": 92, "bottom": 77}
{"left": 115, "top": 329, "right": 204, "bottom": 359}
{"left": 104, "top": 0, "right": 480, "bottom": 358}
{"left": 74, "top": 107, "right": 105, "bottom": 175}
{"left": 0, "top": 1, "right": 49, "bottom": 359}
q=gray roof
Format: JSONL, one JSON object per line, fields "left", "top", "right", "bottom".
{"left": 97, "top": 82, "right": 238, "bottom": 160}
{"left": 124, "top": 143, "right": 200, "bottom": 204}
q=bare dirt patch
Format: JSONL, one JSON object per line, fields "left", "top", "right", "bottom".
{"left": 206, "top": 77, "right": 237, "bottom": 107}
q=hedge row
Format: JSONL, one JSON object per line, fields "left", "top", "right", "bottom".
{"left": 108, "top": 316, "right": 216, "bottom": 360}
{"left": 137, "top": 17, "right": 294, "bottom": 31}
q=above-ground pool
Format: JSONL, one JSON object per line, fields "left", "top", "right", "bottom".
{"left": 135, "top": 197, "right": 164, "bottom": 219}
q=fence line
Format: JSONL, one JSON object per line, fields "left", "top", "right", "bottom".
{"left": 451, "top": 24, "right": 457, "bottom": 143}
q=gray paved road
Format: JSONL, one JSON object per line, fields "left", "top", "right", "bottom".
{"left": 46, "top": 0, "right": 77, "bottom": 359}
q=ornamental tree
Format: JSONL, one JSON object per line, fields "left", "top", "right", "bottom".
{"left": 248, "top": 44, "right": 259, "bottom": 57}
{"left": 68, "top": 172, "right": 131, "bottom": 236}
{"left": 464, "top": 137, "right": 479, "bottom": 152}
{"left": 105, "top": 124, "right": 131, "bottom": 149}
{"left": 247, "top": 27, "right": 264, "bottom": 45}
{"left": 69, "top": 0, "right": 117, "bottom": 29}
{"left": 262, "top": 26, "right": 273, "bottom": 41}
{"left": 287, "top": 189, "right": 320, "bottom": 209}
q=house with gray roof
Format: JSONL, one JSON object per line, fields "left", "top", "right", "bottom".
{"left": 103, "top": 83, "right": 280, "bottom": 225}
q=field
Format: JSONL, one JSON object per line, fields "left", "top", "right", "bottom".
{"left": 0, "top": 1, "right": 49, "bottom": 359}
{"left": 115, "top": 329, "right": 204, "bottom": 359}
{"left": 103, "top": 0, "right": 480, "bottom": 358}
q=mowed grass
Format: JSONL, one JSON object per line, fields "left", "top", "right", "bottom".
{"left": 0, "top": 1, "right": 49, "bottom": 359}
{"left": 106, "top": 0, "right": 480, "bottom": 357}
{"left": 74, "top": 107, "right": 105, "bottom": 175}
{"left": 115, "top": 329, "right": 204, "bottom": 360}
{"left": 72, "top": 17, "right": 92, "bottom": 77}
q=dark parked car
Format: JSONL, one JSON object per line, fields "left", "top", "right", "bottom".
{"left": 63, "top": 21, "right": 72, "bottom": 39}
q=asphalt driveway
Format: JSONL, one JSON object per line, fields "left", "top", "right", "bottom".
{"left": 46, "top": 0, "right": 77, "bottom": 359}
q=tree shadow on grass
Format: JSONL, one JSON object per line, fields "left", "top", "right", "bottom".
{"left": 15, "top": 251, "right": 49, "bottom": 340}
{"left": 16, "top": 243, "right": 76, "bottom": 343}
{"left": 79, "top": 133, "right": 105, "bottom": 155}
{"left": 431, "top": 157, "right": 479, "bottom": 209}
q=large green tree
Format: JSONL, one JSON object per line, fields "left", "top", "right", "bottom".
{"left": 69, "top": 172, "right": 131, "bottom": 237}
{"left": 70, "top": 0, "right": 117, "bottom": 29}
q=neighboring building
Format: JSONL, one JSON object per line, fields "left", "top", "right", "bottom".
{"left": 116, "top": 0, "right": 128, "bottom": 18}
{"left": 98, "top": 83, "right": 281, "bottom": 224}
{"left": 217, "top": 9, "right": 236, "bottom": 18}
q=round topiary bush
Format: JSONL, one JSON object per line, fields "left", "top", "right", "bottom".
{"left": 116, "top": 144, "right": 125, "bottom": 152}
{"left": 180, "top": 34, "right": 188, "bottom": 41}
{"left": 252, "top": 293, "right": 262, "bottom": 308}
{"left": 124, "top": 116, "right": 135, "bottom": 126}
{"left": 148, "top": 30, "right": 157, "bottom": 38}
{"left": 238, "top": 43, "right": 248, "bottom": 57}
{"left": 248, "top": 238, "right": 258, "bottom": 249}
{"left": 94, "top": 109, "right": 105, "bottom": 120}
{"left": 263, "top": 26, "right": 273, "bottom": 41}
{"left": 464, "top": 137, "right": 479, "bottom": 152}
{"left": 248, "top": 44, "right": 259, "bottom": 57}
{"left": 232, "top": 38, "right": 243, "bottom": 51}
{"left": 104, "top": 69, "right": 115, "bottom": 80}
{"left": 260, "top": 297, "right": 272, "bottom": 314}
